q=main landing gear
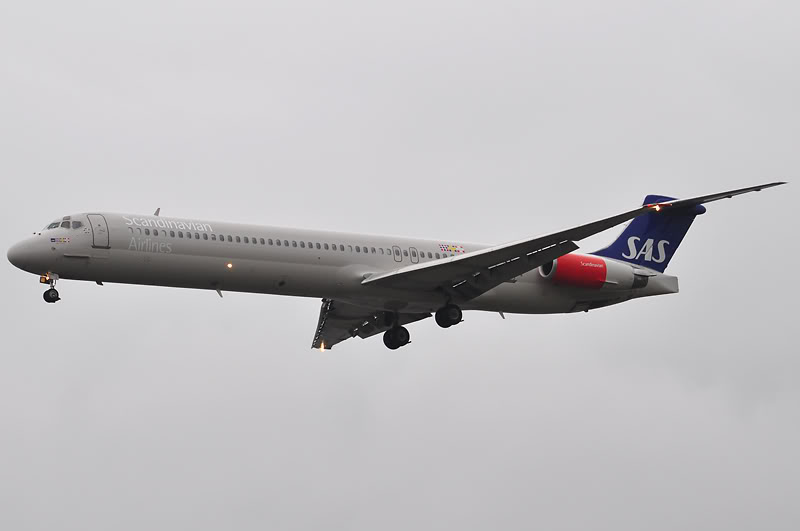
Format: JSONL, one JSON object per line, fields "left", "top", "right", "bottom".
{"left": 381, "top": 305, "right": 462, "bottom": 350}
{"left": 435, "top": 304, "right": 462, "bottom": 328}
{"left": 41, "top": 274, "right": 60, "bottom": 303}
{"left": 383, "top": 326, "right": 410, "bottom": 350}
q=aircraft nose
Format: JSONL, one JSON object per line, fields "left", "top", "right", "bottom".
{"left": 7, "top": 241, "right": 27, "bottom": 270}
{"left": 7, "top": 238, "right": 42, "bottom": 273}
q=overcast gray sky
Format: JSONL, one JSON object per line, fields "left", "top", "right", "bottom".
{"left": 1, "top": 1, "right": 797, "bottom": 530}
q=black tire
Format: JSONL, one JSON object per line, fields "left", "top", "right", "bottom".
{"left": 394, "top": 326, "right": 410, "bottom": 346}
{"left": 435, "top": 309, "right": 452, "bottom": 328}
{"left": 383, "top": 329, "right": 400, "bottom": 350}
{"left": 444, "top": 304, "right": 462, "bottom": 324}
{"left": 43, "top": 288, "right": 60, "bottom": 303}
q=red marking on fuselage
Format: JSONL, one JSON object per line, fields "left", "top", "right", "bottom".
{"left": 553, "top": 254, "right": 607, "bottom": 289}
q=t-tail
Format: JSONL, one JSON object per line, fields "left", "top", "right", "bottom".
{"left": 592, "top": 195, "right": 706, "bottom": 273}
{"left": 592, "top": 182, "right": 787, "bottom": 272}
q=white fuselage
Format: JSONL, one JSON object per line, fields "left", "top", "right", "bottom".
{"left": 7, "top": 212, "right": 678, "bottom": 315}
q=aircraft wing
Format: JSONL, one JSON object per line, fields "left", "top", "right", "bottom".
{"left": 311, "top": 298, "right": 430, "bottom": 350}
{"left": 362, "top": 182, "right": 786, "bottom": 301}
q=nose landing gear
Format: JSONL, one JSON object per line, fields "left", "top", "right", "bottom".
{"left": 40, "top": 274, "right": 60, "bottom": 303}
{"left": 43, "top": 288, "right": 60, "bottom": 303}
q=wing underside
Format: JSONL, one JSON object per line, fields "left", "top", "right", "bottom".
{"left": 312, "top": 299, "right": 430, "bottom": 350}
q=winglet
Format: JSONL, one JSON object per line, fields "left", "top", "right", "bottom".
{"left": 153, "top": 208, "right": 161, "bottom": 216}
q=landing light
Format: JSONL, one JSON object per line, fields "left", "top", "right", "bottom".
{"left": 653, "top": 204, "right": 662, "bottom": 212}
{"left": 320, "top": 342, "right": 325, "bottom": 352}
{"left": 226, "top": 262, "right": 233, "bottom": 269}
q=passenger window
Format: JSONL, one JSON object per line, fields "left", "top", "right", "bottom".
{"left": 137, "top": 228, "right": 142, "bottom": 235}
{"left": 371, "top": 247, "right": 376, "bottom": 254}
{"left": 428, "top": 252, "right": 432, "bottom": 258}
{"left": 195, "top": 233, "right": 200, "bottom": 239}
{"left": 379, "top": 248, "right": 384, "bottom": 255}
{"left": 61, "top": 221, "right": 70, "bottom": 228}
{"left": 144, "top": 228, "right": 150, "bottom": 235}
{"left": 355, "top": 246, "right": 360, "bottom": 252}
{"left": 276, "top": 239, "right": 282, "bottom": 246}
{"left": 331, "top": 244, "right": 337, "bottom": 251}
{"left": 236, "top": 236, "right": 241, "bottom": 243}
{"left": 260, "top": 238, "right": 265, "bottom": 245}
{"left": 403, "top": 250, "right": 408, "bottom": 257}
{"left": 128, "top": 227, "right": 134, "bottom": 234}
{"left": 307, "top": 242, "right": 312, "bottom": 249}
{"left": 268, "top": 239, "right": 273, "bottom": 245}
{"left": 284, "top": 240, "right": 289, "bottom": 247}
{"left": 203, "top": 233, "right": 208, "bottom": 240}
{"left": 211, "top": 234, "right": 216, "bottom": 241}
{"left": 411, "top": 249, "right": 417, "bottom": 258}
{"left": 394, "top": 249, "right": 400, "bottom": 256}
{"left": 72, "top": 221, "right": 83, "bottom": 229}
{"left": 170, "top": 230, "right": 175, "bottom": 237}
{"left": 300, "top": 241, "right": 305, "bottom": 248}
{"left": 435, "top": 252, "right": 440, "bottom": 258}
{"left": 227, "top": 235, "right": 232, "bottom": 242}
{"left": 178, "top": 231, "right": 183, "bottom": 238}
{"left": 324, "top": 243, "right": 329, "bottom": 250}
{"left": 253, "top": 238, "right": 257, "bottom": 245}
{"left": 244, "top": 237, "right": 249, "bottom": 243}
{"left": 292, "top": 241, "right": 297, "bottom": 247}
{"left": 314, "top": 243, "right": 319, "bottom": 250}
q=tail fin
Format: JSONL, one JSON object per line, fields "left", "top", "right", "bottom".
{"left": 592, "top": 195, "right": 706, "bottom": 272}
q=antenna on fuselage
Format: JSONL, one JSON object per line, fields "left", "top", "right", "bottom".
{"left": 153, "top": 208, "right": 160, "bottom": 216}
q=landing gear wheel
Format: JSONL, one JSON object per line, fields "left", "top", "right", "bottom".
{"left": 383, "top": 326, "right": 410, "bottom": 350}
{"left": 435, "top": 304, "right": 462, "bottom": 328}
{"left": 43, "top": 288, "right": 60, "bottom": 303}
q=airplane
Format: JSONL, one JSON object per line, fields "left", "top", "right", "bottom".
{"left": 7, "top": 182, "right": 786, "bottom": 350}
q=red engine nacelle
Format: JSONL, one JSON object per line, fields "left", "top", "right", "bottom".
{"left": 539, "top": 254, "right": 642, "bottom": 290}
{"left": 539, "top": 254, "right": 607, "bottom": 288}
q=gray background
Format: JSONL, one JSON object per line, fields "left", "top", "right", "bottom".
{"left": 1, "top": 1, "right": 797, "bottom": 529}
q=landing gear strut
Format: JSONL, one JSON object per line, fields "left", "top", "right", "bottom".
{"left": 435, "top": 304, "right": 462, "bottom": 328}
{"left": 383, "top": 326, "right": 410, "bottom": 350}
{"left": 41, "top": 275, "right": 60, "bottom": 303}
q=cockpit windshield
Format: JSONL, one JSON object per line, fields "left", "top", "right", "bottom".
{"left": 43, "top": 217, "right": 83, "bottom": 231}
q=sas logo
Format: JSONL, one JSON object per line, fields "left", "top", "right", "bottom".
{"left": 622, "top": 237, "right": 669, "bottom": 263}
{"left": 50, "top": 237, "right": 70, "bottom": 244}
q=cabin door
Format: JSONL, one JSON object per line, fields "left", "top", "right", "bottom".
{"left": 87, "top": 214, "right": 110, "bottom": 248}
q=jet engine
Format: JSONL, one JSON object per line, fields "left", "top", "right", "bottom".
{"left": 539, "top": 253, "right": 648, "bottom": 290}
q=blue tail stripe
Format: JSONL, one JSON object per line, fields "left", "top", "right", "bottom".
{"left": 592, "top": 194, "right": 705, "bottom": 272}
